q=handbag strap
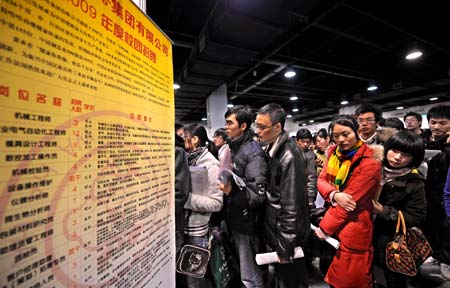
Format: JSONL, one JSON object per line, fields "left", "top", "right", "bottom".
{"left": 395, "top": 210, "right": 406, "bottom": 235}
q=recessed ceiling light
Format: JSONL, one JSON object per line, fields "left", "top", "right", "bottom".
{"left": 284, "top": 68, "right": 296, "bottom": 78}
{"left": 341, "top": 100, "right": 349, "bottom": 105}
{"left": 227, "top": 104, "right": 234, "bottom": 108}
{"left": 405, "top": 50, "right": 423, "bottom": 60}
{"left": 173, "top": 83, "right": 180, "bottom": 90}
{"left": 201, "top": 117, "right": 207, "bottom": 121}
{"left": 290, "top": 96, "right": 298, "bottom": 101}
{"left": 287, "top": 114, "right": 293, "bottom": 118}
{"left": 309, "top": 120, "right": 314, "bottom": 123}
{"left": 367, "top": 84, "right": 378, "bottom": 91}
{"left": 430, "top": 97, "right": 438, "bottom": 101}
{"left": 396, "top": 106, "right": 404, "bottom": 110}
{"left": 302, "top": 123, "right": 307, "bottom": 126}
{"left": 292, "top": 108, "right": 299, "bottom": 112}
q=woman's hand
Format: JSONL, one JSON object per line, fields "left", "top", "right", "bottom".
{"left": 334, "top": 192, "right": 356, "bottom": 212}
{"left": 314, "top": 227, "right": 328, "bottom": 240}
{"left": 372, "top": 200, "right": 384, "bottom": 214}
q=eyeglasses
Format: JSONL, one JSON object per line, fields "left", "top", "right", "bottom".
{"left": 356, "top": 118, "right": 376, "bottom": 124}
{"left": 254, "top": 122, "right": 277, "bottom": 131}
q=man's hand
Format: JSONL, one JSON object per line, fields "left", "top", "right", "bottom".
{"left": 334, "top": 192, "right": 356, "bottom": 212}
{"left": 219, "top": 183, "right": 232, "bottom": 195}
{"left": 277, "top": 255, "right": 290, "bottom": 264}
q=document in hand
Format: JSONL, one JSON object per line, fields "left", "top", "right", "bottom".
{"left": 255, "top": 247, "right": 304, "bottom": 265}
{"left": 310, "top": 224, "right": 340, "bottom": 249}
{"left": 218, "top": 169, "right": 246, "bottom": 189}
{"left": 190, "top": 165, "right": 209, "bottom": 195}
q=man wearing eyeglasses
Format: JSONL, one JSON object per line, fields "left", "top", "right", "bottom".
{"left": 355, "top": 103, "right": 384, "bottom": 145}
{"left": 220, "top": 106, "right": 268, "bottom": 288}
{"left": 256, "top": 103, "right": 309, "bottom": 288}
{"left": 403, "top": 111, "right": 423, "bottom": 136}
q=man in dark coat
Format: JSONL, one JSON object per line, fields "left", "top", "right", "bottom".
{"left": 256, "top": 103, "right": 309, "bottom": 288}
{"left": 220, "top": 106, "right": 268, "bottom": 288}
{"left": 175, "top": 133, "right": 189, "bottom": 251}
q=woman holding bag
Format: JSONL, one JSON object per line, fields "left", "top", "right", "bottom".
{"left": 314, "top": 115, "right": 383, "bottom": 288}
{"left": 183, "top": 124, "right": 223, "bottom": 288}
{"left": 372, "top": 130, "right": 425, "bottom": 288}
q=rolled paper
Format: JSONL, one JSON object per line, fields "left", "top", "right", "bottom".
{"left": 255, "top": 247, "right": 304, "bottom": 265}
{"left": 311, "top": 224, "right": 340, "bottom": 249}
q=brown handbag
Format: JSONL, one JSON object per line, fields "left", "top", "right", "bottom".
{"left": 385, "top": 211, "right": 417, "bottom": 276}
{"left": 406, "top": 226, "right": 432, "bottom": 266}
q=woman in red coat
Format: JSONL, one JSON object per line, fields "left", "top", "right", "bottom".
{"left": 314, "top": 115, "right": 382, "bottom": 288}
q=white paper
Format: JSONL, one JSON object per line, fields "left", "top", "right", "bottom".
{"left": 424, "top": 149, "right": 441, "bottom": 160}
{"left": 310, "top": 224, "right": 340, "bottom": 249}
{"left": 255, "top": 247, "right": 304, "bottom": 265}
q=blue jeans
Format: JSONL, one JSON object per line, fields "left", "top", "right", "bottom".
{"left": 232, "top": 231, "right": 264, "bottom": 288}
{"left": 185, "top": 235, "right": 212, "bottom": 288}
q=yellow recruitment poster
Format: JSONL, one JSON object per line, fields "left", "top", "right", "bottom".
{"left": 0, "top": 0, "right": 175, "bottom": 287}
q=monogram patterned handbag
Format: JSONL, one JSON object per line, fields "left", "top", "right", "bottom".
{"left": 406, "top": 226, "right": 432, "bottom": 266}
{"left": 385, "top": 211, "right": 417, "bottom": 276}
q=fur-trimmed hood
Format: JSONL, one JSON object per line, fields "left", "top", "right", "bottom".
{"left": 368, "top": 144, "right": 384, "bottom": 163}
{"left": 376, "top": 127, "right": 397, "bottom": 144}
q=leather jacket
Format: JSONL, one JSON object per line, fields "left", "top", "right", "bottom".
{"left": 265, "top": 130, "right": 310, "bottom": 262}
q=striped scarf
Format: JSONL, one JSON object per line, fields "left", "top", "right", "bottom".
{"left": 326, "top": 140, "right": 363, "bottom": 189}
{"left": 187, "top": 146, "right": 206, "bottom": 166}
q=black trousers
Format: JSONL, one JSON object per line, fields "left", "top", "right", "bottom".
{"left": 273, "top": 257, "right": 309, "bottom": 288}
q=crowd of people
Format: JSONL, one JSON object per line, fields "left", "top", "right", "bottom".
{"left": 174, "top": 102, "right": 450, "bottom": 288}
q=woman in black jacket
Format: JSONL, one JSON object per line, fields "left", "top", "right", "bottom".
{"left": 372, "top": 130, "right": 425, "bottom": 288}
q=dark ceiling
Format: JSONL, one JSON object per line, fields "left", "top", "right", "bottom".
{"left": 146, "top": 0, "right": 450, "bottom": 124}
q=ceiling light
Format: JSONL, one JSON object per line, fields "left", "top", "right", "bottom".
{"left": 430, "top": 97, "right": 438, "bottom": 101}
{"left": 367, "top": 84, "right": 378, "bottom": 91}
{"left": 284, "top": 66, "right": 296, "bottom": 78}
{"left": 341, "top": 100, "right": 349, "bottom": 105}
{"left": 173, "top": 83, "right": 180, "bottom": 90}
{"left": 396, "top": 106, "right": 404, "bottom": 110}
{"left": 290, "top": 96, "right": 298, "bottom": 101}
{"left": 227, "top": 104, "right": 234, "bottom": 108}
{"left": 292, "top": 108, "right": 299, "bottom": 112}
{"left": 309, "top": 120, "right": 314, "bottom": 123}
{"left": 201, "top": 117, "right": 207, "bottom": 121}
{"left": 287, "top": 114, "right": 292, "bottom": 118}
{"left": 405, "top": 50, "right": 423, "bottom": 60}
{"left": 302, "top": 123, "right": 307, "bottom": 126}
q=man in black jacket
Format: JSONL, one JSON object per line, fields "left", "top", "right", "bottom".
{"left": 220, "top": 106, "right": 268, "bottom": 288}
{"left": 256, "top": 103, "right": 309, "bottom": 288}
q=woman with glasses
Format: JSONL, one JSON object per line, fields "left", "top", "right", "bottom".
{"left": 314, "top": 115, "right": 383, "bottom": 288}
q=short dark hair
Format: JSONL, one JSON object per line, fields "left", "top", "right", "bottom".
{"left": 403, "top": 111, "right": 422, "bottom": 122}
{"left": 214, "top": 128, "right": 228, "bottom": 142}
{"left": 224, "top": 106, "right": 253, "bottom": 132}
{"left": 355, "top": 103, "right": 382, "bottom": 123}
{"left": 427, "top": 105, "right": 450, "bottom": 121}
{"left": 383, "top": 130, "right": 424, "bottom": 168}
{"left": 296, "top": 128, "right": 312, "bottom": 140}
{"left": 257, "top": 103, "right": 286, "bottom": 129}
{"left": 382, "top": 117, "right": 405, "bottom": 130}
{"left": 329, "top": 115, "right": 360, "bottom": 140}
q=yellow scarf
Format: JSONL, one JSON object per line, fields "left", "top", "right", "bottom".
{"left": 326, "top": 140, "right": 363, "bottom": 189}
